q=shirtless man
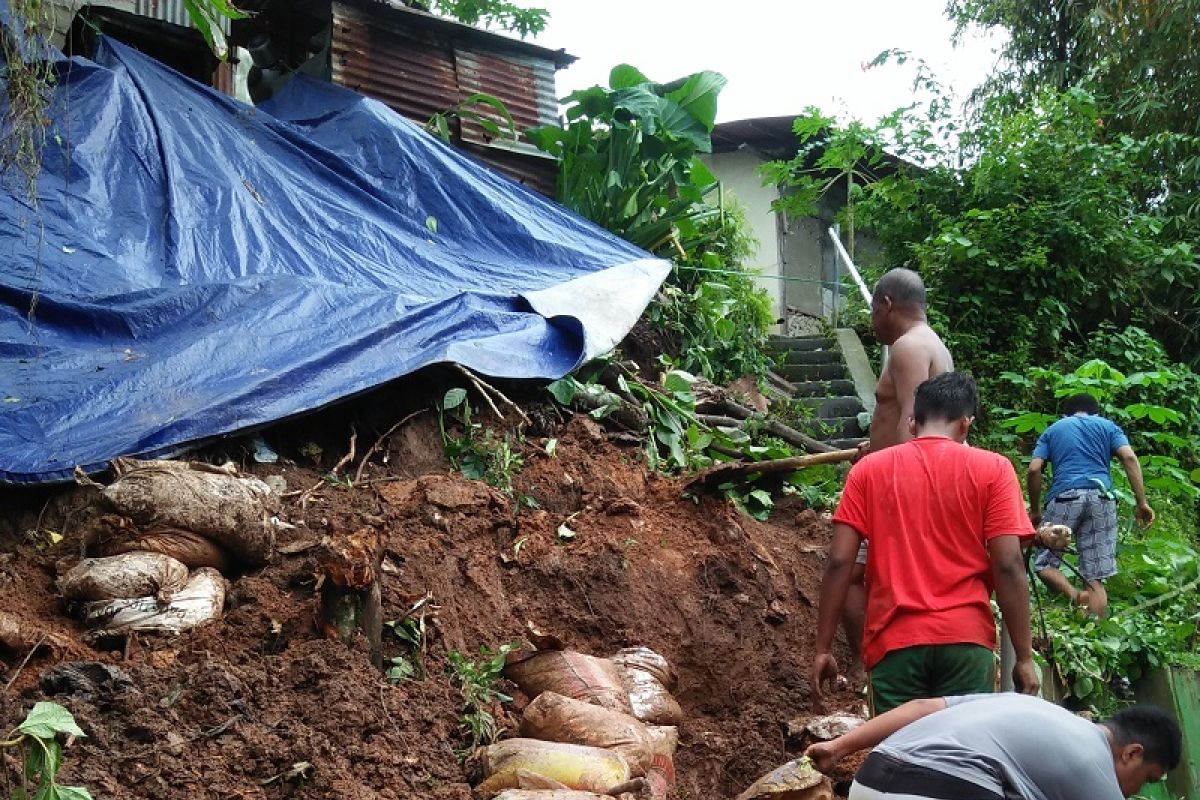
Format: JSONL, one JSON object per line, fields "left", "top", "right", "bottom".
{"left": 841, "top": 268, "right": 953, "bottom": 669}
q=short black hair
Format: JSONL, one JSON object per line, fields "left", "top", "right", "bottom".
{"left": 1062, "top": 393, "right": 1101, "bottom": 415}
{"left": 874, "top": 268, "right": 926, "bottom": 309}
{"left": 913, "top": 372, "right": 978, "bottom": 424}
{"left": 1107, "top": 705, "right": 1182, "bottom": 770}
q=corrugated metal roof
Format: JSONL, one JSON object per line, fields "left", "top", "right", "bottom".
{"left": 330, "top": 1, "right": 559, "bottom": 195}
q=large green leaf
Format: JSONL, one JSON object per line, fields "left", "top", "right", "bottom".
{"left": 609, "top": 64, "right": 650, "bottom": 90}
{"left": 18, "top": 703, "right": 86, "bottom": 741}
{"left": 664, "top": 70, "right": 727, "bottom": 131}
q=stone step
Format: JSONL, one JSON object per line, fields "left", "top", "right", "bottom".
{"left": 777, "top": 349, "right": 842, "bottom": 367}
{"left": 778, "top": 362, "right": 847, "bottom": 382}
{"left": 766, "top": 336, "right": 836, "bottom": 352}
{"left": 789, "top": 379, "right": 857, "bottom": 398}
{"left": 796, "top": 396, "right": 866, "bottom": 418}
{"left": 800, "top": 415, "right": 864, "bottom": 440}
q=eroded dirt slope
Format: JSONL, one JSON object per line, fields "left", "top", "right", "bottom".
{"left": 0, "top": 412, "right": 862, "bottom": 799}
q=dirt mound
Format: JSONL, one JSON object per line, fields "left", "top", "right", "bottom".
{"left": 0, "top": 412, "right": 863, "bottom": 799}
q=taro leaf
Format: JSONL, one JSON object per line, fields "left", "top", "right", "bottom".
{"left": 19, "top": 702, "right": 86, "bottom": 741}
{"left": 442, "top": 387, "right": 468, "bottom": 410}
{"left": 609, "top": 64, "right": 650, "bottom": 90}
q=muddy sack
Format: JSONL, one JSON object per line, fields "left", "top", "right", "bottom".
{"left": 99, "top": 459, "right": 275, "bottom": 566}
{"left": 81, "top": 567, "right": 227, "bottom": 633}
{"left": 611, "top": 651, "right": 683, "bottom": 726}
{"left": 88, "top": 514, "right": 233, "bottom": 572}
{"left": 504, "top": 648, "right": 632, "bottom": 714}
{"left": 735, "top": 757, "right": 833, "bottom": 800}
{"left": 473, "top": 738, "right": 632, "bottom": 797}
{"left": 520, "top": 691, "right": 657, "bottom": 776}
{"left": 642, "top": 725, "right": 678, "bottom": 798}
{"left": 58, "top": 553, "right": 189, "bottom": 602}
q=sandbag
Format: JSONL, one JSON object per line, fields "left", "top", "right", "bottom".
{"left": 91, "top": 524, "right": 233, "bottom": 572}
{"left": 520, "top": 691, "right": 656, "bottom": 776}
{"left": 736, "top": 758, "right": 833, "bottom": 800}
{"left": 492, "top": 792, "right": 612, "bottom": 800}
{"left": 81, "top": 567, "right": 227, "bottom": 633}
{"left": 58, "top": 553, "right": 189, "bottom": 602}
{"left": 643, "top": 726, "right": 678, "bottom": 799}
{"left": 611, "top": 647, "right": 678, "bottom": 692}
{"left": 615, "top": 663, "right": 683, "bottom": 726}
{"left": 473, "top": 739, "right": 631, "bottom": 797}
{"left": 100, "top": 458, "right": 275, "bottom": 566}
{"left": 504, "top": 649, "right": 632, "bottom": 714}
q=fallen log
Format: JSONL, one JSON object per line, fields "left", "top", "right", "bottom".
{"left": 685, "top": 449, "right": 858, "bottom": 491}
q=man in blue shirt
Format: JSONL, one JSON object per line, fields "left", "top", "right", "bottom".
{"left": 1027, "top": 393, "right": 1154, "bottom": 617}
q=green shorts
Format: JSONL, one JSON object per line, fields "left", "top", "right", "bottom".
{"left": 868, "top": 643, "right": 995, "bottom": 716}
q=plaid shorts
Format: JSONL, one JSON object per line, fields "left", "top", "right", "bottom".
{"left": 1033, "top": 488, "right": 1118, "bottom": 581}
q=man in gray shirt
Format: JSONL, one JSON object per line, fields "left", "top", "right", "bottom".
{"left": 806, "top": 693, "right": 1180, "bottom": 799}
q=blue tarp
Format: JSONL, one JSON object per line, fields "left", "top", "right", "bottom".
{"left": 0, "top": 38, "right": 669, "bottom": 484}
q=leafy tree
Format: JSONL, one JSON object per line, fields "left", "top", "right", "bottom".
{"left": 528, "top": 65, "right": 775, "bottom": 386}
{"left": 948, "top": 0, "right": 1200, "bottom": 137}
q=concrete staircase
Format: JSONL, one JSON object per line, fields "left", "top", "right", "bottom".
{"left": 768, "top": 329, "right": 877, "bottom": 450}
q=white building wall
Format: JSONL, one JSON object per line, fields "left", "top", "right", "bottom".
{"left": 700, "top": 149, "right": 783, "bottom": 326}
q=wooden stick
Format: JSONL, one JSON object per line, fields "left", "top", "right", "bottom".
{"left": 686, "top": 448, "right": 858, "bottom": 490}
{"left": 1, "top": 635, "right": 46, "bottom": 694}
{"left": 455, "top": 364, "right": 531, "bottom": 426}
{"left": 354, "top": 409, "right": 428, "bottom": 485}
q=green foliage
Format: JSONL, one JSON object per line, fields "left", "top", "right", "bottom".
{"left": 426, "top": 0, "right": 548, "bottom": 38}
{"left": 526, "top": 64, "right": 726, "bottom": 255}
{"left": 1037, "top": 513, "right": 1200, "bottom": 714}
{"left": 437, "top": 388, "right": 524, "bottom": 494}
{"left": 385, "top": 615, "right": 428, "bottom": 681}
{"left": 180, "top": 0, "right": 246, "bottom": 60}
{"left": 547, "top": 366, "right": 841, "bottom": 516}
{"left": 647, "top": 201, "right": 776, "bottom": 385}
{"left": 446, "top": 642, "right": 518, "bottom": 749}
{"left": 3, "top": 702, "right": 93, "bottom": 800}
{"left": 426, "top": 93, "right": 517, "bottom": 145}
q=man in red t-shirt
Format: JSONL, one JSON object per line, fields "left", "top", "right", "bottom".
{"left": 811, "top": 372, "right": 1039, "bottom": 715}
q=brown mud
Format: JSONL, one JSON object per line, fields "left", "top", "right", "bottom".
{"left": 0, "top": 410, "right": 863, "bottom": 799}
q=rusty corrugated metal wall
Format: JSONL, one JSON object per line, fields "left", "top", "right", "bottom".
{"left": 330, "top": 2, "right": 558, "bottom": 196}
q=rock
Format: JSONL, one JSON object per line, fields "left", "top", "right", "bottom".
{"left": 736, "top": 757, "right": 833, "bottom": 800}
{"left": 40, "top": 661, "right": 135, "bottom": 699}
{"left": 784, "top": 713, "right": 866, "bottom": 746}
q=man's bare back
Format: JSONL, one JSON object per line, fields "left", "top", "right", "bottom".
{"left": 869, "top": 323, "right": 954, "bottom": 451}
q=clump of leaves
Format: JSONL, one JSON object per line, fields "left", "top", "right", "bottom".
{"left": 438, "top": 388, "right": 524, "bottom": 494}
{"left": 2, "top": 701, "right": 93, "bottom": 799}
{"left": 385, "top": 615, "right": 427, "bottom": 682}
{"left": 447, "top": 642, "right": 518, "bottom": 750}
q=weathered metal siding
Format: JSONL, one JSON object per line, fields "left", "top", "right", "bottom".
{"left": 331, "top": 4, "right": 457, "bottom": 124}
{"left": 330, "top": 2, "right": 558, "bottom": 195}
{"left": 131, "top": 0, "right": 230, "bottom": 32}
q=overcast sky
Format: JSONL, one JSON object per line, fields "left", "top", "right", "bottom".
{"left": 529, "top": 1, "right": 1003, "bottom": 125}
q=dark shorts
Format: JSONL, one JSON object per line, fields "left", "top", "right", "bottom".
{"left": 850, "top": 752, "right": 1003, "bottom": 800}
{"left": 868, "top": 644, "right": 995, "bottom": 716}
{"left": 1033, "top": 488, "right": 1117, "bottom": 581}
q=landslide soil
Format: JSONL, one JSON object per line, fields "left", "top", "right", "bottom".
{"left": 0, "top": 409, "right": 863, "bottom": 799}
